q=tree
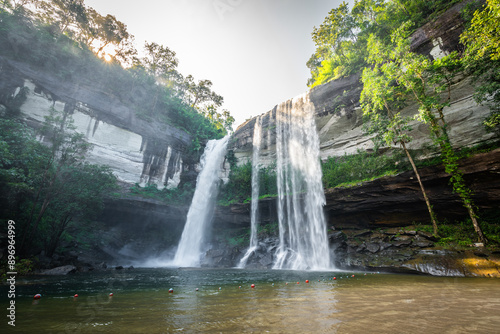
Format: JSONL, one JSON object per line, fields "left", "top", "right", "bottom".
{"left": 19, "top": 106, "right": 92, "bottom": 253}
{"left": 460, "top": 0, "right": 500, "bottom": 132}
{"left": 42, "top": 163, "right": 115, "bottom": 257}
{"left": 389, "top": 22, "right": 487, "bottom": 244}
{"left": 142, "top": 41, "right": 180, "bottom": 84}
{"left": 1, "top": 115, "right": 117, "bottom": 257}
{"left": 361, "top": 33, "right": 439, "bottom": 235}
{"left": 0, "top": 118, "right": 51, "bottom": 218}
{"left": 180, "top": 75, "right": 223, "bottom": 109}
{"left": 306, "top": 0, "right": 463, "bottom": 88}
{"left": 79, "top": 7, "right": 134, "bottom": 60}
{"left": 36, "top": 0, "right": 88, "bottom": 34}
{"left": 307, "top": 1, "right": 359, "bottom": 86}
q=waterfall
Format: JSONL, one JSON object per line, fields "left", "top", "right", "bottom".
{"left": 172, "top": 136, "right": 229, "bottom": 267}
{"left": 237, "top": 115, "right": 263, "bottom": 268}
{"left": 273, "top": 94, "right": 331, "bottom": 270}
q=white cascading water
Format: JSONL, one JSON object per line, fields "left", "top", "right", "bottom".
{"left": 237, "top": 115, "right": 263, "bottom": 268}
{"left": 171, "top": 136, "right": 229, "bottom": 267}
{"left": 273, "top": 93, "right": 331, "bottom": 270}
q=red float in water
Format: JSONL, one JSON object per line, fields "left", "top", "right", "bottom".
{"left": 33, "top": 294, "right": 41, "bottom": 300}
{"left": 251, "top": 284, "right": 255, "bottom": 288}
{"left": 352, "top": 275, "right": 355, "bottom": 278}
{"left": 109, "top": 293, "right": 113, "bottom": 296}
{"left": 74, "top": 294, "right": 79, "bottom": 298}
{"left": 333, "top": 277, "right": 337, "bottom": 280}
{"left": 305, "top": 280, "right": 309, "bottom": 283}
{"left": 169, "top": 289, "right": 174, "bottom": 293}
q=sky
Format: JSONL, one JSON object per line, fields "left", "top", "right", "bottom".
{"left": 83, "top": 0, "right": 349, "bottom": 129}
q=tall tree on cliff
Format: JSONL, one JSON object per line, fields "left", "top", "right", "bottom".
{"left": 35, "top": 0, "right": 88, "bottom": 34}
{"left": 460, "top": 0, "right": 500, "bottom": 133}
{"left": 360, "top": 33, "right": 439, "bottom": 235}
{"left": 385, "top": 22, "right": 487, "bottom": 244}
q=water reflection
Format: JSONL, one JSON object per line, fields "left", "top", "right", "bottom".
{"left": 2, "top": 269, "right": 499, "bottom": 333}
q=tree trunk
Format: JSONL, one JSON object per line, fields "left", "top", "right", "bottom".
{"left": 465, "top": 201, "right": 487, "bottom": 244}
{"left": 426, "top": 109, "right": 487, "bottom": 244}
{"left": 401, "top": 141, "right": 439, "bottom": 236}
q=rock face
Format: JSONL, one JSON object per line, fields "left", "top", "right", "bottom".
{"left": 40, "top": 265, "right": 77, "bottom": 275}
{"left": 213, "top": 149, "right": 500, "bottom": 230}
{"left": 330, "top": 228, "right": 500, "bottom": 277}
{"left": 230, "top": 0, "right": 496, "bottom": 165}
{"left": 0, "top": 57, "right": 191, "bottom": 188}
{"left": 84, "top": 195, "right": 189, "bottom": 264}
{"left": 323, "top": 148, "right": 500, "bottom": 229}
{"left": 210, "top": 149, "right": 500, "bottom": 276}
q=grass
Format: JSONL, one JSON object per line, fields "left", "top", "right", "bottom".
{"left": 129, "top": 183, "right": 194, "bottom": 205}
{"left": 414, "top": 213, "right": 500, "bottom": 249}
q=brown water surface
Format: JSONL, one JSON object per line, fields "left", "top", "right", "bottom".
{"left": 2, "top": 268, "right": 499, "bottom": 333}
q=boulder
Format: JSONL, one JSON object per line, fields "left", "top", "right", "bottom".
{"left": 40, "top": 265, "right": 77, "bottom": 275}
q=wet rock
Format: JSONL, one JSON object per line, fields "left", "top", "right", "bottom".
{"left": 379, "top": 242, "right": 393, "bottom": 251}
{"left": 40, "top": 265, "right": 77, "bottom": 275}
{"left": 384, "top": 228, "right": 404, "bottom": 235}
{"left": 414, "top": 240, "right": 435, "bottom": 248}
{"left": 347, "top": 246, "right": 357, "bottom": 254}
{"left": 412, "top": 235, "right": 434, "bottom": 248}
{"left": 259, "top": 254, "right": 273, "bottom": 267}
{"left": 393, "top": 239, "right": 412, "bottom": 247}
{"left": 206, "top": 249, "right": 225, "bottom": 258}
{"left": 366, "top": 243, "right": 380, "bottom": 253}
{"left": 417, "top": 231, "right": 438, "bottom": 241}
{"left": 356, "top": 243, "right": 367, "bottom": 252}
{"left": 354, "top": 230, "right": 371, "bottom": 238}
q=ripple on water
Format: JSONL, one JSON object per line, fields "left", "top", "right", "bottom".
{"left": 2, "top": 269, "right": 499, "bottom": 333}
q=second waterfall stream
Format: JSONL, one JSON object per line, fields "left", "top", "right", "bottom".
{"left": 171, "top": 136, "right": 229, "bottom": 267}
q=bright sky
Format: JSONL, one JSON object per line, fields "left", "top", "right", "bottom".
{"left": 84, "top": 0, "right": 349, "bottom": 129}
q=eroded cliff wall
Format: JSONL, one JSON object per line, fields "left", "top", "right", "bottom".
{"left": 230, "top": 1, "right": 496, "bottom": 166}
{"left": 0, "top": 57, "right": 191, "bottom": 188}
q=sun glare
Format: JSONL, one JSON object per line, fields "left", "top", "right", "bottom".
{"left": 103, "top": 53, "right": 112, "bottom": 62}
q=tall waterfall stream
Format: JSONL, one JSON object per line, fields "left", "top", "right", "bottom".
{"left": 171, "top": 136, "right": 229, "bottom": 267}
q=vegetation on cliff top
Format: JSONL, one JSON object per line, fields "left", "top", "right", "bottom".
{"left": 0, "top": 0, "right": 235, "bottom": 146}
{"left": 302, "top": 0, "right": 500, "bottom": 243}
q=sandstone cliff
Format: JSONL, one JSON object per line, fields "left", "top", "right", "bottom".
{"left": 0, "top": 57, "right": 191, "bottom": 188}
{"left": 230, "top": 1, "right": 496, "bottom": 165}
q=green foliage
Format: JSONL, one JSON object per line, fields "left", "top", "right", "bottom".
{"left": 257, "top": 221, "right": 279, "bottom": 237}
{"left": 0, "top": 112, "right": 117, "bottom": 257}
{"left": 461, "top": 0, "right": 500, "bottom": 133}
{"left": 222, "top": 222, "right": 279, "bottom": 248}
{"left": 218, "top": 161, "right": 252, "bottom": 205}
{"left": 0, "top": 5, "right": 233, "bottom": 145}
{"left": 227, "top": 232, "right": 249, "bottom": 247}
{"left": 0, "top": 257, "right": 34, "bottom": 279}
{"left": 435, "top": 219, "right": 500, "bottom": 248}
{"left": 129, "top": 183, "right": 195, "bottom": 206}
{"left": 321, "top": 151, "right": 405, "bottom": 189}
{"left": 218, "top": 161, "right": 277, "bottom": 206}
{"left": 307, "top": 0, "right": 462, "bottom": 87}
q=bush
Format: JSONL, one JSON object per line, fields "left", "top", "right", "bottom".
{"left": 321, "top": 150, "right": 406, "bottom": 188}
